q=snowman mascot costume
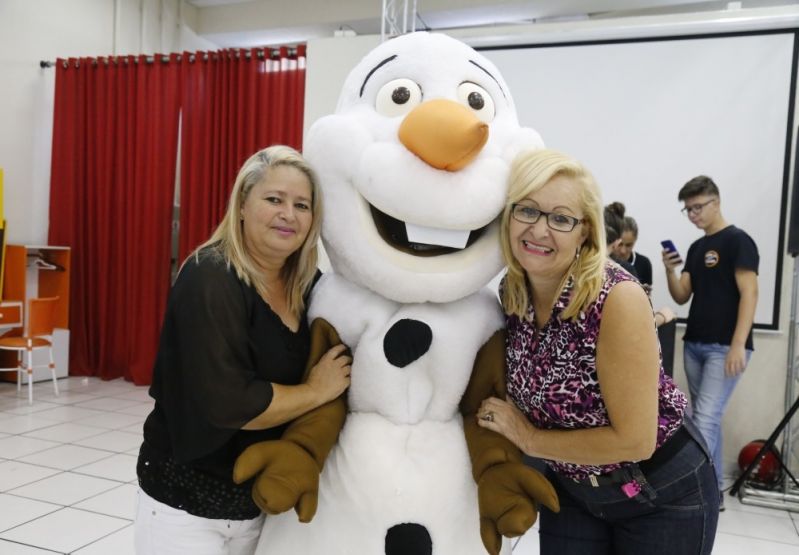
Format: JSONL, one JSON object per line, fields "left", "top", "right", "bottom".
{"left": 234, "top": 32, "right": 558, "bottom": 555}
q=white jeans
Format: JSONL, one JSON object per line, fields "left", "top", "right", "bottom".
{"left": 134, "top": 488, "right": 264, "bottom": 555}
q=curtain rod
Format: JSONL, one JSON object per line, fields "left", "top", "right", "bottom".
{"left": 39, "top": 47, "right": 300, "bottom": 68}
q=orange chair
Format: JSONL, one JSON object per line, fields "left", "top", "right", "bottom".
{"left": 0, "top": 297, "right": 60, "bottom": 404}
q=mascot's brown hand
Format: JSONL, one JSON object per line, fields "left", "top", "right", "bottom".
{"left": 233, "top": 439, "right": 320, "bottom": 522}
{"left": 477, "top": 462, "right": 560, "bottom": 555}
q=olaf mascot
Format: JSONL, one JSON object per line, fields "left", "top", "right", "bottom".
{"left": 234, "top": 32, "right": 559, "bottom": 555}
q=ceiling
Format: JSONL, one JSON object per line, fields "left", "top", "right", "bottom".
{"left": 184, "top": 0, "right": 796, "bottom": 48}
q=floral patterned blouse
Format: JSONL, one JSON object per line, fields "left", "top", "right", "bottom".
{"left": 503, "top": 262, "right": 687, "bottom": 480}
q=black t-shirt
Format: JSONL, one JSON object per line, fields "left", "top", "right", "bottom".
{"left": 682, "top": 225, "right": 759, "bottom": 350}
{"left": 630, "top": 251, "right": 653, "bottom": 287}
{"left": 614, "top": 257, "right": 639, "bottom": 279}
{"left": 138, "top": 247, "right": 312, "bottom": 519}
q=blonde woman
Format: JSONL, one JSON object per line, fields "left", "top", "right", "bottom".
{"left": 135, "top": 146, "right": 351, "bottom": 555}
{"left": 477, "top": 149, "right": 718, "bottom": 554}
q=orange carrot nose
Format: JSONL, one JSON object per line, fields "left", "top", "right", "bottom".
{"left": 398, "top": 99, "right": 488, "bottom": 172}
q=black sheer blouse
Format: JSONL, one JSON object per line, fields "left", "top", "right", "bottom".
{"left": 137, "top": 248, "right": 311, "bottom": 519}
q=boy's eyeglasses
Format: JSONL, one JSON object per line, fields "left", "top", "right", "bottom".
{"left": 681, "top": 198, "right": 716, "bottom": 216}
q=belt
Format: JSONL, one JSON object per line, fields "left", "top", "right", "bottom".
{"left": 572, "top": 425, "right": 693, "bottom": 487}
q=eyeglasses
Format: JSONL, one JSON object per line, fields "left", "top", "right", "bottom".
{"left": 681, "top": 198, "right": 716, "bottom": 216}
{"left": 511, "top": 203, "right": 584, "bottom": 232}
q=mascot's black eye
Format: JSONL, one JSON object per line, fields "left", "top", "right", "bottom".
{"left": 467, "top": 92, "right": 484, "bottom": 110}
{"left": 457, "top": 82, "right": 495, "bottom": 123}
{"left": 392, "top": 87, "right": 411, "bottom": 104}
{"left": 376, "top": 78, "right": 422, "bottom": 117}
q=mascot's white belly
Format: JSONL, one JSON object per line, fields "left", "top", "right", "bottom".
{"left": 254, "top": 274, "right": 508, "bottom": 554}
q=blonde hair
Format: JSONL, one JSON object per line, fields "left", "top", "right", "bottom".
{"left": 192, "top": 145, "right": 322, "bottom": 318}
{"left": 500, "top": 149, "right": 607, "bottom": 321}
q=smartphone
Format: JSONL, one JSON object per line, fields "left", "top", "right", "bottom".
{"left": 660, "top": 240, "right": 683, "bottom": 263}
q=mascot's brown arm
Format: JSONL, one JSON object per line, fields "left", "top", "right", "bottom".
{"left": 282, "top": 317, "right": 348, "bottom": 463}
{"left": 460, "top": 329, "right": 559, "bottom": 555}
{"left": 233, "top": 318, "right": 347, "bottom": 522}
{"left": 460, "top": 330, "right": 520, "bottom": 473}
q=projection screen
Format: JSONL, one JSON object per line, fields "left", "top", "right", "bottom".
{"left": 481, "top": 30, "right": 797, "bottom": 329}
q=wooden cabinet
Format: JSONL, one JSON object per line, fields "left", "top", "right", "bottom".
{"left": 0, "top": 301, "right": 22, "bottom": 327}
{"left": 1, "top": 245, "right": 71, "bottom": 382}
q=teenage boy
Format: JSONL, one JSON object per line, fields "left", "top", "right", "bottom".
{"left": 662, "top": 175, "right": 759, "bottom": 507}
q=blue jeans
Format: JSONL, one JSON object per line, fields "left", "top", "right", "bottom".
{"left": 539, "top": 419, "right": 719, "bottom": 555}
{"left": 683, "top": 341, "right": 750, "bottom": 491}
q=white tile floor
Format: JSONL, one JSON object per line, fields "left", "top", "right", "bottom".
{"left": 0, "top": 377, "right": 144, "bottom": 554}
{"left": 0, "top": 377, "right": 796, "bottom": 554}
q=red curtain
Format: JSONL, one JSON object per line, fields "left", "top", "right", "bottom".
{"left": 178, "top": 46, "right": 306, "bottom": 261}
{"left": 49, "top": 55, "right": 181, "bottom": 385}
{"left": 48, "top": 47, "right": 306, "bottom": 384}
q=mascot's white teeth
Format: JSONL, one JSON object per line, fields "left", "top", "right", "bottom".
{"left": 405, "top": 223, "right": 470, "bottom": 249}
{"left": 523, "top": 240, "right": 554, "bottom": 254}
{"left": 368, "top": 203, "right": 488, "bottom": 256}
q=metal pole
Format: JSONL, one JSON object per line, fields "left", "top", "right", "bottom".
{"left": 782, "top": 257, "right": 799, "bottom": 493}
{"left": 381, "top": 0, "right": 388, "bottom": 42}
{"left": 734, "top": 256, "right": 799, "bottom": 510}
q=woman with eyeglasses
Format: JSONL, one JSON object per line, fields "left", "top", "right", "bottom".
{"left": 476, "top": 149, "right": 719, "bottom": 554}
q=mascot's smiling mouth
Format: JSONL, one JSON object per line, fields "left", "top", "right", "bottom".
{"left": 369, "top": 204, "right": 490, "bottom": 257}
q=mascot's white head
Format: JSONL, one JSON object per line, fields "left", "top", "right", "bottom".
{"left": 305, "top": 32, "right": 544, "bottom": 303}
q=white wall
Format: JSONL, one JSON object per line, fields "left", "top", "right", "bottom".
{"left": 0, "top": 0, "right": 109, "bottom": 245}
{"left": 0, "top": 0, "right": 212, "bottom": 246}
{"left": 303, "top": 34, "right": 380, "bottom": 140}
{"left": 304, "top": 7, "right": 799, "bottom": 478}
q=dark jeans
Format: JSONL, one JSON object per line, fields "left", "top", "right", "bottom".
{"left": 539, "top": 419, "right": 719, "bottom": 555}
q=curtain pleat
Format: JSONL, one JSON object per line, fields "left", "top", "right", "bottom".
{"left": 126, "top": 54, "right": 182, "bottom": 384}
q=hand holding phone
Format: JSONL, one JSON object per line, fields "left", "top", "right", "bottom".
{"left": 661, "top": 239, "right": 683, "bottom": 266}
